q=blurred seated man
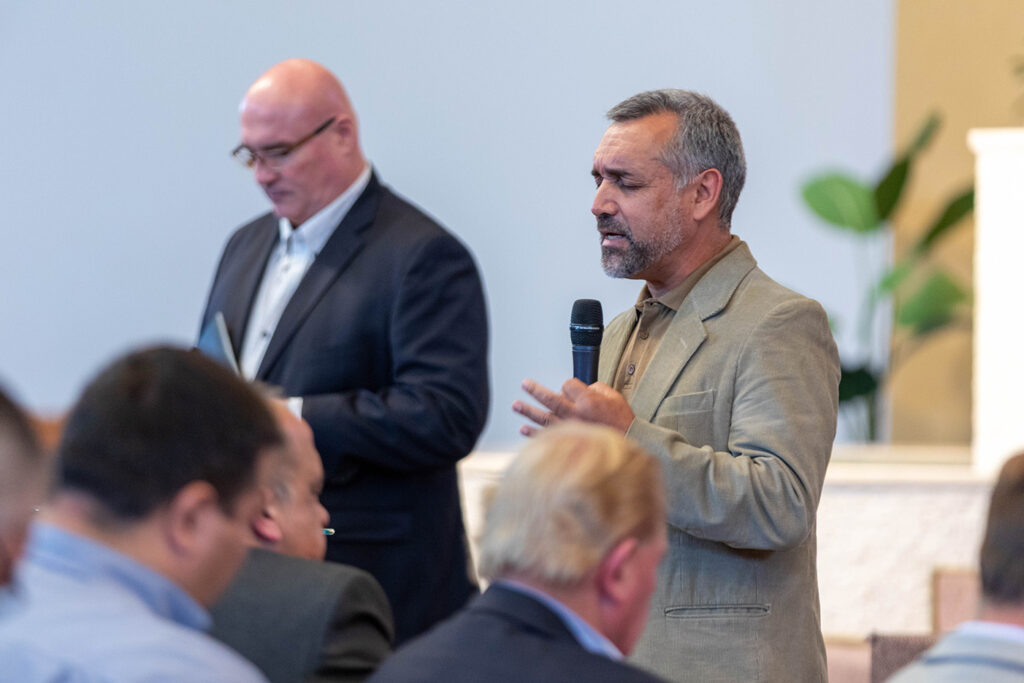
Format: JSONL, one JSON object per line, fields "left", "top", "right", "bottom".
{"left": 211, "top": 402, "right": 393, "bottom": 683}
{"left": 892, "top": 452, "right": 1024, "bottom": 682}
{"left": 368, "top": 422, "right": 669, "bottom": 683}
{"left": 0, "top": 386, "right": 47, "bottom": 588}
{"left": 0, "top": 347, "right": 281, "bottom": 682}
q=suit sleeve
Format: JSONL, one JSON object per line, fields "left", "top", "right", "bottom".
{"left": 301, "top": 233, "right": 490, "bottom": 476}
{"left": 625, "top": 297, "right": 839, "bottom": 551}
{"left": 309, "top": 571, "right": 395, "bottom": 683}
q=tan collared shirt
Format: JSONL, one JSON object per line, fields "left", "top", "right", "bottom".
{"left": 613, "top": 236, "right": 741, "bottom": 401}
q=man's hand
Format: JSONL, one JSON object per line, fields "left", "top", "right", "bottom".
{"left": 512, "top": 378, "right": 635, "bottom": 436}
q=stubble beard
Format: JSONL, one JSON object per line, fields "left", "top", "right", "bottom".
{"left": 598, "top": 215, "right": 684, "bottom": 280}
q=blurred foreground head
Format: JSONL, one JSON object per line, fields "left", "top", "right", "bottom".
{"left": 54, "top": 346, "right": 283, "bottom": 605}
{"left": 478, "top": 422, "right": 666, "bottom": 654}
{"left": 0, "top": 387, "right": 47, "bottom": 585}
{"left": 252, "top": 401, "right": 329, "bottom": 561}
{"left": 980, "top": 453, "right": 1024, "bottom": 609}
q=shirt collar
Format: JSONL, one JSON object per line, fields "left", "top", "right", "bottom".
{"left": 958, "top": 620, "right": 1024, "bottom": 645}
{"left": 277, "top": 163, "right": 372, "bottom": 255}
{"left": 636, "top": 235, "right": 742, "bottom": 312}
{"left": 23, "top": 521, "right": 211, "bottom": 631}
{"left": 495, "top": 579, "right": 623, "bottom": 659}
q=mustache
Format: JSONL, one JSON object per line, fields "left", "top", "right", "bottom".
{"left": 597, "top": 215, "right": 631, "bottom": 238}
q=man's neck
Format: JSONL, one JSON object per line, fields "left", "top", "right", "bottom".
{"left": 644, "top": 224, "right": 732, "bottom": 299}
{"left": 42, "top": 495, "right": 179, "bottom": 591}
{"left": 977, "top": 602, "right": 1024, "bottom": 628}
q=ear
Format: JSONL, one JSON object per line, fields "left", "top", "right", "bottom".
{"left": 689, "top": 168, "right": 724, "bottom": 223}
{"left": 595, "top": 536, "right": 639, "bottom": 607}
{"left": 163, "top": 481, "right": 221, "bottom": 557}
{"left": 331, "top": 116, "right": 358, "bottom": 153}
{"left": 251, "top": 505, "right": 283, "bottom": 547}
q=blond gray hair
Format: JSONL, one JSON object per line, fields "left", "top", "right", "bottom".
{"left": 477, "top": 422, "right": 665, "bottom": 585}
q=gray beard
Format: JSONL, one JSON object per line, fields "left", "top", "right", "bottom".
{"left": 598, "top": 216, "right": 681, "bottom": 279}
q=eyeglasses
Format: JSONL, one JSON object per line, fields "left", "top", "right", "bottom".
{"left": 231, "top": 117, "right": 336, "bottom": 170}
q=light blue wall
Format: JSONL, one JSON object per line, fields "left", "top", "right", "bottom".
{"left": 0, "top": 1, "right": 892, "bottom": 447}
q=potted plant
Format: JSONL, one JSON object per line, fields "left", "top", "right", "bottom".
{"left": 802, "top": 114, "right": 974, "bottom": 441}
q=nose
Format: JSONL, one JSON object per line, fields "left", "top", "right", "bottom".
{"left": 253, "top": 157, "right": 280, "bottom": 184}
{"left": 592, "top": 183, "right": 617, "bottom": 218}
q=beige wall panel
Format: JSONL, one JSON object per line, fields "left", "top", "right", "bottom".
{"left": 892, "top": 0, "right": 1022, "bottom": 443}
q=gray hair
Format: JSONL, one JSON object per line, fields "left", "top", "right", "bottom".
{"left": 477, "top": 422, "right": 665, "bottom": 585}
{"left": 608, "top": 89, "right": 746, "bottom": 228}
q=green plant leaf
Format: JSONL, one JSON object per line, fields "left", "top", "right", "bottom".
{"left": 896, "top": 270, "right": 968, "bottom": 336}
{"left": 913, "top": 188, "right": 975, "bottom": 256}
{"left": 802, "top": 174, "right": 881, "bottom": 233}
{"left": 908, "top": 112, "right": 941, "bottom": 155}
{"left": 876, "top": 260, "right": 914, "bottom": 296}
{"left": 838, "top": 365, "right": 879, "bottom": 403}
{"left": 874, "top": 156, "right": 910, "bottom": 221}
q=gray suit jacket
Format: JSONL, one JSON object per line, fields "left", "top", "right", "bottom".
{"left": 890, "top": 627, "right": 1024, "bottom": 682}
{"left": 210, "top": 549, "right": 394, "bottom": 683}
{"left": 600, "top": 242, "right": 839, "bottom": 682}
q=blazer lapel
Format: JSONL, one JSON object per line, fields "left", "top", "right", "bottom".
{"left": 629, "top": 304, "right": 706, "bottom": 422}
{"left": 628, "top": 242, "right": 758, "bottom": 422}
{"left": 598, "top": 311, "right": 635, "bottom": 385}
{"left": 224, "top": 216, "right": 279, "bottom": 357}
{"left": 256, "top": 175, "right": 382, "bottom": 379}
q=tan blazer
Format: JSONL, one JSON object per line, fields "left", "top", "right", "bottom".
{"left": 601, "top": 242, "right": 840, "bottom": 683}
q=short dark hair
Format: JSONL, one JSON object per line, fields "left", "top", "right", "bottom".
{"left": 980, "top": 453, "right": 1024, "bottom": 604}
{"left": 57, "top": 347, "right": 281, "bottom": 520}
{"left": 607, "top": 89, "right": 746, "bottom": 228}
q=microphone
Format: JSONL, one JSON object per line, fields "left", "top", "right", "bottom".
{"left": 570, "top": 299, "right": 604, "bottom": 385}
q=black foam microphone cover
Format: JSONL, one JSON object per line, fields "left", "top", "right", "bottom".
{"left": 570, "top": 299, "right": 603, "bottom": 384}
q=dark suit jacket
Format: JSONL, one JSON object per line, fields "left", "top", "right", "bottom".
{"left": 367, "top": 585, "right": 667, "bottom": 683}
{"left": 209, "top": 549, "right": 393, "bottom": 683}
{"left": 200, "top": 172, "right": 489, "bottom": 643}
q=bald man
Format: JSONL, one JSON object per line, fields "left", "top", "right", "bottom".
{"left": 199, "top": 59, "right": 489, "bottom": 644}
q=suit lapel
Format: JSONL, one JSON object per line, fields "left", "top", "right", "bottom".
{"left": 627, "top": 242, "right": 758, "bottom": 421}
{"left": 629, "top": 303, "right": 706, "bottom": 421}
{"left": 224, "top": 216, "right": 279, "bottom": 357}
{"left": 256, "top": 175, "right": 382, "bottom": 379}
{"left": 598, "top": 311, "right": 634, "bottom": 385}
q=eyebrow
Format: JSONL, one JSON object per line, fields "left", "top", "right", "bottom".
{"left": 592, "top": 165, "right": 635, "bottom": 177}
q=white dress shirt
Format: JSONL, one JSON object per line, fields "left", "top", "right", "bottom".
{"left": 239, "top": 164, "right": 372, "bottom": 382}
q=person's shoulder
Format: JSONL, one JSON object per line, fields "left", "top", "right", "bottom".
{"left": 228, "top": 211, "right": 277, "bottom": 242}
{"left": 239, "top": 548, "right": 378, "bottom": 588}
{"left": 369, "top": 599, "right": 664, "bottom": 683}
{"left": 215, "top": 211, "right": 277, "bottom": 261}
{"left": 0, "top": 603, "right": 266, "bottom": 682}
{"left": 370, "top": 179, "right": 463, "bottom": 244}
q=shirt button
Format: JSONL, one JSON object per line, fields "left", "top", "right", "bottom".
{"left": 639, "top": 330, "right": 649, "bottom": 340}
{"left": 627, "top": 364, "right": 636, "bottom": 375}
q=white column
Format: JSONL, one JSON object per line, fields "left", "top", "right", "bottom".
{"left": 969, "top": 128, "right": 1024, "bottom": 477}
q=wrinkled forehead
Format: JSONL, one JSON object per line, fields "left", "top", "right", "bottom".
{"left": 593, "top": 115, "right": 676, "bottom": 173}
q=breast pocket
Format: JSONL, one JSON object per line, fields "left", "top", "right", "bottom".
{"left": 654, "top": 389, "right": 715, "bottom": 443}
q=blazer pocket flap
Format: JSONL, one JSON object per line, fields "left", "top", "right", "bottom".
{"left": 659, "top": 389, "right": 714, "bottom": 416}
{"left": 665, "top": 603, "right": 770, "bottom": 618}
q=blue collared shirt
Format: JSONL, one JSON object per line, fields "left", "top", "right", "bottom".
{"left": 496, "top": 579, "right": 624, "bottom": 660}
{"left": 0, "top": 522, "right": 267, "bottom": 682}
